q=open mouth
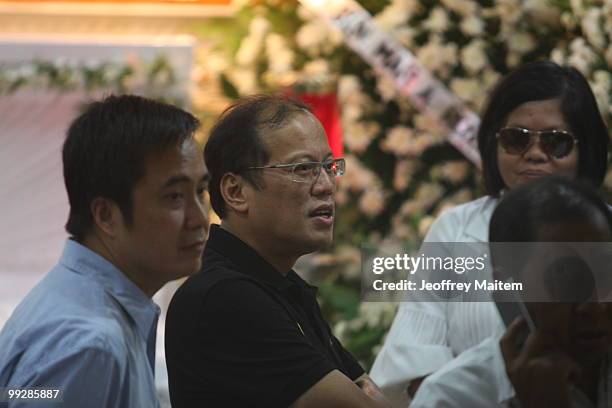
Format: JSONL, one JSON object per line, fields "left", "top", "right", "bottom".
{"left": 309, "top": 205, "right": 334, "bottom": 227}
{"left": 310, "top": 208, "right": 333, "bottom": 219}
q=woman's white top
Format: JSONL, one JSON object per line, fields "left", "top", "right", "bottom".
{"left": 369, "top": 196, "right": 505, "bottom": 402}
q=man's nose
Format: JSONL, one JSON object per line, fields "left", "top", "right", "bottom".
{"left": 312, "top": 167, "right": 335, "bottom": 195}
{"left": 188, "top": 195, "right": 210, "bottom": 234}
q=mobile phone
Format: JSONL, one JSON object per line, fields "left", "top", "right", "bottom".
{"left": 495, "top": 277, "right": 536, "bottom": 347}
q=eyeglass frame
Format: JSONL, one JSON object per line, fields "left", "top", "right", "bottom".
{"left": 243, "top": 158, "right": 346, "bottom": 183}
{"left": 495, "top": 126, "right": 579, "bottom": 158}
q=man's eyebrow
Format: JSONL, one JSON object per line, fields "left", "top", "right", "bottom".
{"left": 162, "top": 172, "right": 209, "bottom": 189}
{"left": 161, "top": 175, "right": 190, "bottom": 189}
{"left": 285, "top": 152, "right": 334, "bottom": 162}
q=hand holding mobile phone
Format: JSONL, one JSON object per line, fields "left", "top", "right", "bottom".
{"left": 495, "top": 277, "right": 537, "bottom": 348}
{"left": 499, "top": 318, "right": 578, "bottom": 408}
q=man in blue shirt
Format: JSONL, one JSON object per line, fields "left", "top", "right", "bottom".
{"left": 0, "top": 95, "right": 209, "bottom": 407}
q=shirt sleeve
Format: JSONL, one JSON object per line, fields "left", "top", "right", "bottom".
{"left": 9, "top": 347, "right": 122, "bottom": 408}
{"left": 369, "top": 302, "right": 453, "bottom": 400}
{"left": 174, "top": 279, "right": 338, "bottom": 408}
{"left": 409, "top": 377, "right": 462, "bottom": 408}
{"left": 369, "top": 209, "right": 460, "bottom": 401}
{"left": 329, "top": 334, "right": 364, "bottom": 381}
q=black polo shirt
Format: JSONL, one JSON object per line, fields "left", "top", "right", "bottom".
{"left": 165, "top": 225, "right": 364, "bottom": 408}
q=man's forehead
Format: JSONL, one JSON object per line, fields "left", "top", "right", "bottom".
{"left": 259, "top": 115, "right": 330, "bottom": 160}
{"left": 140, "top": 140, "right": 206, "bottom": 185}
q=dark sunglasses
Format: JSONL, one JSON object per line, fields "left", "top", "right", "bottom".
{"left": 496, "top": 127, "right": 578, "bottom": 159}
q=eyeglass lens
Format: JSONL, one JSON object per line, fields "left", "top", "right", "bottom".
{"left": 498, "top": 128, "right": 574, "bottom": 159}
{"left": 292, "top": 159, "right": 344, "bottom": 181}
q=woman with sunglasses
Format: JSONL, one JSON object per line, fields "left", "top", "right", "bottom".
{"left": 370, "top": 60, "right": 609, "bottom": 404}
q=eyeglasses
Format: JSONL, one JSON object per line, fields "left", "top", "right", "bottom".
{"left": 496, "top": 127, "right": 578, "bottom": 159}
{"left": 245, "top": 158, "right": 346, "bottom": 183}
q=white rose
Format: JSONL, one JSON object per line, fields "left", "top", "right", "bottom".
{"left": 570, "top": 0, "right": 585, "bottom": 17}
{"left": 414, "top": 113, "right": 444, "bottom": 137}
{"left": 561, "top": 11, "right": 578, "bottom": 30}
{"left": 303, "top": 59, "right": 330, "bottom": 76}
{"left": 295, "top": 20, "right": 330, "bottom": 54}
{"left": 380, "top": 126, "right": 415, "bottom": 156}
{"left": 482, "top": 68, "right": 500, "bottom": 89}
{"left": 568, "top": 38, "right": 598, "bottom": 75}
{"left": 338, "top": 75, "right": 361, "bottom": 101}
{"left": 441, "top": 0, "right": 478, "bottom": 17}
{"left": 550, "top": 47, "right": 567, "bottom": 65}
{"left": 235, "top": 36, "right": 263, "bottom": 67}
{"left": 507, "top": 32, "right": 536, "bottom": 55}
{"left": 591, "top": 70, "right": 611, "bottom": 114}
{"left": 250, "top": 16, "right": 270, "bottom": 36}
{"left": 423, "top": 7, "right": 449, "bottom": 33}
{"left": 228, "top": 68, "right": 258, "bottom": 94}
{"left": 524, "top": 0, "right": 561, "bottom": 25}
{"left": 417, "top": 36, "right": 457, "bottom": 75}
{"left": 376, "top": 74, "right": 398, "bottom": 101}
{"left": 359, "top": 188, "right": 386, "bottom": 218}
{"left": 342, "top": 103, "right": 363, "bottom": 122}
{"left": 415, "top": 182, "right": 445, "bottom": 206}
{"left": 394, "top": 27, "right": 417, "bottom": 48}
{"left": 431, "top": 160, "right": 470, "bottom": 184}
{"left": 393, "top": 159, "right": 417, "bottom": 192}
{"left": 344, "top": 121, "right": 380, "bottom": 153}
{"left": 582, "top": 8, "right": 606, "bottom": 50}
{"left": 262, "top": 70, "right": 297, "bottom": 88}
{"left": 374, "top": 0, "right": 412, "bottom": 31}
{"left": 495, "top": 0, "right": 523, "bottom": 26}
{"left": 450, "top": 77, "right": 481, "bottom": 104}
{"left": 460, "top": 39, "right": 488, "bottom": 74}
{"left": 266, "top": 34, "right": 294, "bottom": 73}
{"left": 460, "top": 15, "right": 484, "bottom": 36}
{"left": 506, "top": 52, "right": 521, "bottom": 68}
{"left": 296, "top": 4, "right": 316, "bottom": 21}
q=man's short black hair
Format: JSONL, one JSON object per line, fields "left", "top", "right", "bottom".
{"left": 490, "top": 176, "right": 612, "bottom": 243}
{"left": 63, "top": 94, "right": 200, "bottom": 241}
{"left": 489, "top": 176, "right": 612, "bottom": 275}
{"left": 478, "top": 60, "right": 609, "bottom": 196}
{"left": 205, "top": 94, "right": 311, "bottom": 219}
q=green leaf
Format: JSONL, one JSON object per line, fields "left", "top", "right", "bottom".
{"left": 219, "top": 73, "right": 240, "bottom": 99}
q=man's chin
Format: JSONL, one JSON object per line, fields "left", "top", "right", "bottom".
{"left": 302, "top": 233, "right": 333, "bottom": 253}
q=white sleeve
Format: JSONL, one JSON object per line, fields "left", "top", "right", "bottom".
{"left": 369, "top": 302, "right": 453, "bottom": 401}
{"left": 409, "top": 377, "right": 463, "bottom": 408}
{"left": 370, "top": 209, "right": 460, "bottom": 401}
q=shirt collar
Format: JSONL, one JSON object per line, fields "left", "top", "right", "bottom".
{"left": 205, "top": 225, "right": 301, "bottom": 292}
{"left": 59, "top": 239, "right": 161, "bottom": 344}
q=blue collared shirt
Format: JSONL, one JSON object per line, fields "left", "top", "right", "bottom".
{"left": 0, "top": 240, "right": 161, "bottom": 407}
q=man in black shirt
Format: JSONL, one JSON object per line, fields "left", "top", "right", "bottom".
{"left": 165, "top": 95, "right": 391, "bottom": 407}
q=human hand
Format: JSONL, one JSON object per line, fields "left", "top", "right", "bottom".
{"left": 500, "top": 317, "right": 579, "bottom": 408}
{"left": 355, "top": 376, "right": 393, "bottom": 408}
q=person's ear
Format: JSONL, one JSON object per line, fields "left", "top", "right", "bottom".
{"left": 220, "top": 173, "right": 249, "bottom": 214}
{"left": 90, "top": 197, "right": 123, "bottom": 237}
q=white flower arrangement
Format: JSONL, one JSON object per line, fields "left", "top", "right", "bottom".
{"left": 202, "top": 0, "right": 612, "bottom": 367}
